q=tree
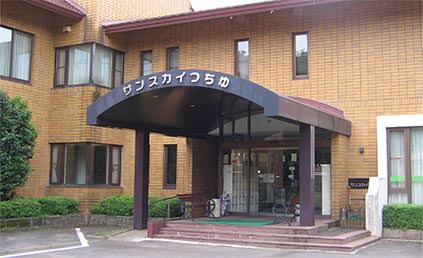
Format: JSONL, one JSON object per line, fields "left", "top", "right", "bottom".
{"left": 0, "top": 91, "right": 37, "bottom": 200}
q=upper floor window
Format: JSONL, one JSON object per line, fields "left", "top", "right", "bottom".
{"left": 388, "top": 127, "right": 423, "bottom": 205}
{"left": 293, "top": 32, "right": 309, "bottom": 78}
{"left": 0, "top": 26, "right": 32, "bottom": 82}
{"left": 55, "top": 43, "right": 124, "bottom": 88}
{"left": 235, "top": 39, "right": 249, "bottom": 79}
{"left": 50, "top": 143, "right": 121, "bottom": 186}
{"left": 141, "top": 50, "right": 153, "bottom": 76}
{"left": 163, "top": 144, "right": 177, "bottom": 188}
{"left": 166, "top": 47, "right": 179, "bottom": 70}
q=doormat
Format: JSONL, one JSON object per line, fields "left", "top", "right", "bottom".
{"left": 194, "top": 218, "right": 274, "bottom": 227}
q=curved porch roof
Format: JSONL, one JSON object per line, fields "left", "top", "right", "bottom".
{"left": 87, "top": 69, "right": 351, "bottom": 138}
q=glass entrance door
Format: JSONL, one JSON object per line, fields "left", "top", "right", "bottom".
{"left": 251, "top": 149, "right": 299, "bottom": 214}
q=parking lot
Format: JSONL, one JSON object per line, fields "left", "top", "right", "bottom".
{"left": 0, "top": 227, "right": 422, "bottom": 258}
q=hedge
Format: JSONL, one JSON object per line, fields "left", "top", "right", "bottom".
{"left": 90, "top": 195, "right": 133, "bottom": 216}
{"left": 383, "top": 204, "right": 423, "bottom": 230}
{"left": 90, "top": 195, "right": 183, "bottom": 218}
{"left": 0, "top": 197, "right": 79, "bottom": 219}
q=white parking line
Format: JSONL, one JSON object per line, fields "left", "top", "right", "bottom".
{"left": 0, "top": 228, "right": 89, "bottom": 258}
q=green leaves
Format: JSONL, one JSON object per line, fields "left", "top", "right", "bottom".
{"left": 90, "top": 195, "right": 183, "bottom": 218}
{"left": 0, "top": 91, "right": 37, "bottom": 200}
{"left": 91, "top": 195, "right": 134, "bottom": 216}
{"left": 0, "top": 197, "right": 79, "bottom": 219}
{"left": 383, "top": 204, "right": 423, "bottom": 230}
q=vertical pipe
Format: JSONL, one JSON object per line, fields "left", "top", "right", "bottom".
{"left": 134, "top": 130, "right": 150, "bottom": 230}
{"left": 232, "top": 119, "right": 235, "bottom": 142}
{"left": 247, "top": 104, "right": 252, "bottom": 213}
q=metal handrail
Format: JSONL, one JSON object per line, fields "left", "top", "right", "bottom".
{"left": 149, "top": 195, "right": 179, "bottom": 205}
{"left": 148, "top": 195, "right": 180, "bottom": 219}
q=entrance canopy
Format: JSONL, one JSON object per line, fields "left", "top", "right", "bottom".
{"left": 87, "top": 69, "right": 351, "bottom": 137}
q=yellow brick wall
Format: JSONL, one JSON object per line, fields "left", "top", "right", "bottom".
{"left": 0, "top": 1, "right": 57, "bottom": 198}
{"left": 330, "top": 134, "right": 349, "bottom": 218}
{"left": 124, "top": 0, "right": 422, "bottom": 217}
{"left": 0, "top": 0, "right": 191, "bottom": 210}
{"left": 1, "top": 0, "right": 422, "bottom": 216}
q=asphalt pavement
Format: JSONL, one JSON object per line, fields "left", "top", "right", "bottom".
{"left": 0, "top": 227, "right": 422, "bottom": 258}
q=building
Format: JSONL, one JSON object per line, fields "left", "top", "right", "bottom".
{"left": 1, "top": 0, "right": 422, "bottom": 233}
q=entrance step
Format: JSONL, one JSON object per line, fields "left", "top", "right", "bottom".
{"left": 164, "top": 220, "right": 329, "bottom": 235}
{"left": 152, "top": 220, "right": 379, "bottom": 253}
{"left": 154, "top": 233, "right": 379, "bottom": 253}
{"left": 158, "top": 227, "right": 370, "bottom": 244}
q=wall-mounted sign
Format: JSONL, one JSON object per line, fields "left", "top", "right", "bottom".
{"left": 348, "top": 178, "right": 369, "bottom": 189}
{"left": 122, "top": 70, "right": 231, "bottom": 97}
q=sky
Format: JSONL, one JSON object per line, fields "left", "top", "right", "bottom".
{"left": 191, "top": 0, "right": 272, "bottom": 11}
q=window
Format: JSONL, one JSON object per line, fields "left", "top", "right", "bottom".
{"left": 0, "top": 26, "right": 32, "bottom": 81}
{"left": 388, "top": 127, "right": 423, "bottom": 205}
{"left": 166, "top": 47, "right": 179, "bottom": 70}
{"left": 293, "top": 32, "right": 308, "bottom": 78}
{"left": 68, "top": 44, "right": 91, "bottom": 85}
{"left": 164, "top": 145, "right": 177, "bottom": 188}
{"left": 235, "top": 39, "right": 249, "bottom": 79}
{"left": 141, "top": 50, "right": 152, "bottom": 76}
{"left": 50, "top": 143, "right": 121, "bottom": 186}
{"left": 54, "top": 43, "right": 123, "bottom": 88}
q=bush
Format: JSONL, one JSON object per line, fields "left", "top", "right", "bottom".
{"left": 149, "top": 197, "right": 183, "bottom": 218}
{"left": 0, "top": 197, "right": 79, "bottom": 219}
{"left": 383, "top": 204, "right": 423, "bottom": 230}
{"left": 0, "top": 91, "right": 38, "bottom": 200}
{"left": 38, "top": 197, "right": 79, "bottom": 215}
{"left": 91, "top": 195, "right": 133, "bottom": 216}
{"left": 91, "top": 195, "right": 183, "bottom": 218}
{"left": 0, "top": 198, "right": 43, "bottom": 219}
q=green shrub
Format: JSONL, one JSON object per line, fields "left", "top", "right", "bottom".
{"left": 90, "top": 195, "right": 183, "bottom": 218}
{"left": 0, "top": 198, "right": 43, "bottom": 219}
{"left": 383, "top": 204, "right": 423, "bottom": 230}
{"left": 38, "top": 197, "right": 79, "bottom": 215}
{"left": 0, "top": 91, "right": 38, "bottom": 200}
{"left": 149, "top": 197, "right": 183, "bottom": 218}
{"left": 91, "top": 195, "right": 133, "bottom": 216}
{"left": 0, "top": 197, "right": 79, "bottom": 219}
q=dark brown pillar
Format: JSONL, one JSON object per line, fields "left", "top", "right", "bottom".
{"left": 299, "top": 124, "right": 315, "bottom": 226}
{"left": 134, "top": 130, "right": 150, "bottom": 230}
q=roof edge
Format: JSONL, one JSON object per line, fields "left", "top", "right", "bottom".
{"left": 103, "top": 0, "right": 345, "bottom": 34}
{"left": 23, "top": 0, "right": 86, "bottom": 21}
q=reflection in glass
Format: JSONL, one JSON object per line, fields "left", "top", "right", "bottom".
{"left": 236, "top": 40, "right": 249, "bottom": 79}
{"left": 294, "top": 33, "right": 308, "bottom": 76}
{"left": 0, "top": 27, "right": 12, "bottom": 77}
{"left": 142, "top": 51, "right": 152, "bottom": 75}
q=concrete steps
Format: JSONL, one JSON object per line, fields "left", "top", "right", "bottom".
{"left": 152, "top": 220, "right": 379, "bottom": 253}
{"left": 158, "top": 227, "right": 370, "bottom": 244}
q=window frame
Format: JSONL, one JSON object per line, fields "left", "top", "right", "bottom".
{"left": 49, "top": 143, "right": 122, "bottom": 187}
{"left": 0, "top": 25, "right": 34, "bottom": 84}
{"left": 387, "top": 127, "right": 413, "bottom": 203}
{"left": 163, "top": 144, "right": 177, "bottom": 189}
{"left": 166, "top": 47, "right": 179, "bottom": 71}
{"left": 53, "top": 42, "right": 124, "bottom": 88}
{"left": 108, "top": 145, "right": 122, "bottom": 186}
{"left": 234, "top": 38, "right": 249, "bottom": 79}
{"left": 140, "top": 50, "right": 153, "bottom": 76}
{"left": 292, "top": 32, "right": 309, "bottom": 80}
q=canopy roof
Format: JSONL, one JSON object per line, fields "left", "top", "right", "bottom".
{"left": 87, "top": 69, "right": 351, "bottom": 138}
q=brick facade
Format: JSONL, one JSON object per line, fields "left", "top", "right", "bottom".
{"left": 1, "top": 0, "right": 422, "bottom": 217}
